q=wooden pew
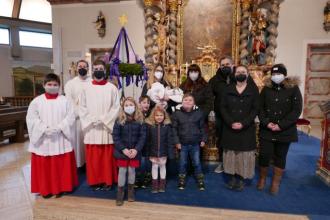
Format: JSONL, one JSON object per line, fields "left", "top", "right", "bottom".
{"left": 0, "top": 107, "right": 28, "bottom": 143}
{"left": 3, "top": 96, "right": 33, "bottom": 107}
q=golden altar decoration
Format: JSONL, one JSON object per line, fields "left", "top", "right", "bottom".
{"left": 143, "top": 0, "right": 284, "bottom": 161}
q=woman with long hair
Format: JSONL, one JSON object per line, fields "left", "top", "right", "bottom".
{"left": 180, "top": 64, "right": 213, "bottom": 119}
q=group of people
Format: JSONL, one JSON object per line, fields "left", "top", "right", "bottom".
{"left": 26, "top": 55, "right": 302, "bottom": 206}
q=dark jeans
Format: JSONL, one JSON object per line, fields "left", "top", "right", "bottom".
{"left": 137, "top": 156, "right": 151, "bottom": 174}
{"left": 179, "top": 144, "right": 202, "bottom": 176}
{"left": 259, "top": 139, "right": 290, "bottom": 169}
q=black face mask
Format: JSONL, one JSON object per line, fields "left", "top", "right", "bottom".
{"left": 220, "top": 66, "right": 232, "bottom": 78}
{"left": 94, "top": 70, "right": 105, "bottom": 80}
{"left": 235, "top": 74, "right": 247, "bottom": 82}
{"left": 78, "top": 68, "right": 87, "bottom": 76}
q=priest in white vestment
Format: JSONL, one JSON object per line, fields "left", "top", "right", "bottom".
{"left": 64, "top": 59, "right": 91, "bottom": 168}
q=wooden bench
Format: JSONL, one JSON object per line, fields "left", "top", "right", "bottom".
{"left": 0, "top": 107, "right": 28, "bottom": 143}
{"left": 3, "top": 96, "right": 33, "bottom": 107}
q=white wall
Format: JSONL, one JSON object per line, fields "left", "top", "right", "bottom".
{"left": 51, "top": 0, "right": 145, "bottom": 98}
{"left": 276, "top": 0, "right": 330, "bottom": 96}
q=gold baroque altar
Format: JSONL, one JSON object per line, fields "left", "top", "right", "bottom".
{"left": 143, "top": 0, "right": 283, "bottom": 160}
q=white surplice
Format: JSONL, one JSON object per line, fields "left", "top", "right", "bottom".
{"left": 26, "top": 94, "right": 75, "bottom": 156}
{"left": 64, "top": 76, "right": 91, "bottom": 167}
{"left": 79, "top": 82, "right": 120, "bottom": 145}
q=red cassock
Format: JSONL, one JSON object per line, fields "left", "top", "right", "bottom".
{"left": 31, "top": 151, "right": 78, "bottom": 196}
{"left": 85, "top": 144, "right": 118, "bottom": 186}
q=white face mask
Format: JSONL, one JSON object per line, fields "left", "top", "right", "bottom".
{"left": 189, "top": 71, "right": 199, "bottom": 81}
{"left": 154, "top": 71, "right": 163, "bottom": 80}
{"left": 44, "top": 86, "right": 59, "bottom": 94}
{"left": 271, "top": 74, "right": 285, "bottom": 84}
{"left": 124, "top": 106, "right": 135, "bottom": 115}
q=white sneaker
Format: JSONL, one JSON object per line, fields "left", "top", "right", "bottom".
{"left": 214, "top": 163, "right": 224, "bottom": 173}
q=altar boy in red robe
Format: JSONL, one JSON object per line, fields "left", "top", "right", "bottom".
{"left": 79, "top": 59, "right": 120, "bottom": 190}
{"left": 27, "top": 73, "right": 78, "bottom": 198}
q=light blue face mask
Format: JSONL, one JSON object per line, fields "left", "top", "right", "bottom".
{"left": 271, "top": 74, "right": 285, "bottom": 84}
{"left": 124, "top": 106, "right": 135, "bottom": 115}
{"left": 44, "top": 86, "right": 59, "bottom": 94}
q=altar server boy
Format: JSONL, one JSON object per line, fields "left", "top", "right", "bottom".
{"left": 27, "top": 73, "right": 78, "bottom": 198}
{"left": 79, "top": 59, "right": 120, "bottom": 190}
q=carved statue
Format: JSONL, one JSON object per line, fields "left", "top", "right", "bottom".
{"left": 154, "top": 11, "right": 169, "bottom": 65}
{"left": 249, "top": 8, "right": 268, "bottom": 65}
{"left": 94, "top": 11, "right": 106, "bottom": 38}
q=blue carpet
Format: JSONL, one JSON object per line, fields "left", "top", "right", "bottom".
{"left": 71, "top": 134, "right": 330, "bottom": 218}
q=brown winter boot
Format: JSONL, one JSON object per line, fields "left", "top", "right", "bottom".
{"left": 270, "top": 167, "right": 284, "bottom": 195}
{"left": 257, "top": 166, "right": 268, "bottom": 191}
{"left": 159, "top": 179, "right": 166, "bottom": 193}
{"left": 151, "top": 179, "right": 158, "bottom": 193}
{"left": 127, "top": 184, "right": 135, "bottom": 202}
{"left": 116, "top": 186, "right": 125, "bottom": 206}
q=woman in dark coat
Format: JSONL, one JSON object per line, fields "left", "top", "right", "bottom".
{"left": 257, "top": 63, "right": 302, "bottom": 195}
{"left": 180, "top": 64, "right": 213, "bottom": 119}
{"left": 220, "top": 65, "right": 259, "bottom": 191}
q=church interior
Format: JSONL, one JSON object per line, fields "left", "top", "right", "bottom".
{"left": 0, "top": 0, "right": 330, "bottom": 219}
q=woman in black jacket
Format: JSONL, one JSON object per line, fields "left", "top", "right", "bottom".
{"left": 220, "top": 65, "right": 259, "bottom": 191}
{"left": 180, "top": 64, "right": 213, "bottom": 119}
{"left": 257, "top": 64, "right": 302, "bottom": 195}
{"left": 145, "top": 105, "right": 174, "bottom": 193}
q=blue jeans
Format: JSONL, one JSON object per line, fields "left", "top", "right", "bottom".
{"left": 179, "top": 144, "right": 202, "bottom": 176}
{"left": 136, "top": 156, "right": 152, "bottom": 174}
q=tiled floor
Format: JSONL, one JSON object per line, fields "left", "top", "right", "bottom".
{"left": 0, "top": 129, "right": 321, "bottom": 220}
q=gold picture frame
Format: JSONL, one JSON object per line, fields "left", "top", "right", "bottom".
{"left": 177, "top": 0, "right": 241, "bottom": 66}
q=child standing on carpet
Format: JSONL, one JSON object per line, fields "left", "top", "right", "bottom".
{"left": 135, "top": 95, "right": 152, "bottom": 188}
{"left": 27, "top": 73, "right": 78, "bottom": 198}
{"left": 172, "top": 93, "right": 207, "bottom": 191}
{"left": 113, "top": 97, "right": 147, "bottom": 206}
{"left": 145, "top": 105, "right": 173, "bottom": 193}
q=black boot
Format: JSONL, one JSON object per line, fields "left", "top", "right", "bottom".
{"left": 178, "top": 174, "right": 186, "bottom": 190}
{"left": 234, "top": 175, "right": 245, "bottom": 191}
{"left": 196, "top": 174, "right": 205, "bottom": 191}
{"left": 92, "top": 184, "right": 102, "bottom": 191}
{"left": 116, "top": 186, "right": 125, "bottom": 206}
{"left": 226, "top": 175, "right": 236, "bottom": 190}
{"left": 142, "top": 172, "right": 151, "bottom": 188}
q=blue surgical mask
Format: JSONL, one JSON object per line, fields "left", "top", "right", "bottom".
{"left": 271, "top": 74, "right": 285, "bottom": 84}
{"left": 124, "top": 106, "right": 135, "bottom": 115}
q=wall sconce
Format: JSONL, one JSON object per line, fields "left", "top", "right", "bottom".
{"left": 324, "top": 1, "right": 330, "bottom": 32}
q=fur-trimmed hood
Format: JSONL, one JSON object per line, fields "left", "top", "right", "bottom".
{"left": 263, "top": 76, "right": 300, "bottom": 89}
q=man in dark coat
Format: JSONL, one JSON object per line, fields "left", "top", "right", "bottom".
{"left": 209, "top": 56, "right": 234, "bottom": 173}
{"left": 257, "top": 63, "right": 303, "bottom": 195}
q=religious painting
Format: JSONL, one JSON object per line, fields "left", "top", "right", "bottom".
{"left": 182, "top": 0, "right": 233, "bottom": 63}
{"left": 89, "top": 48, "right": 112, "bottom": 64}
{"left": 13, "top": 68, "right": 34, "bottom": 96}
{"left": 12, "top": 66, "right": 49, "bottom": 97}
